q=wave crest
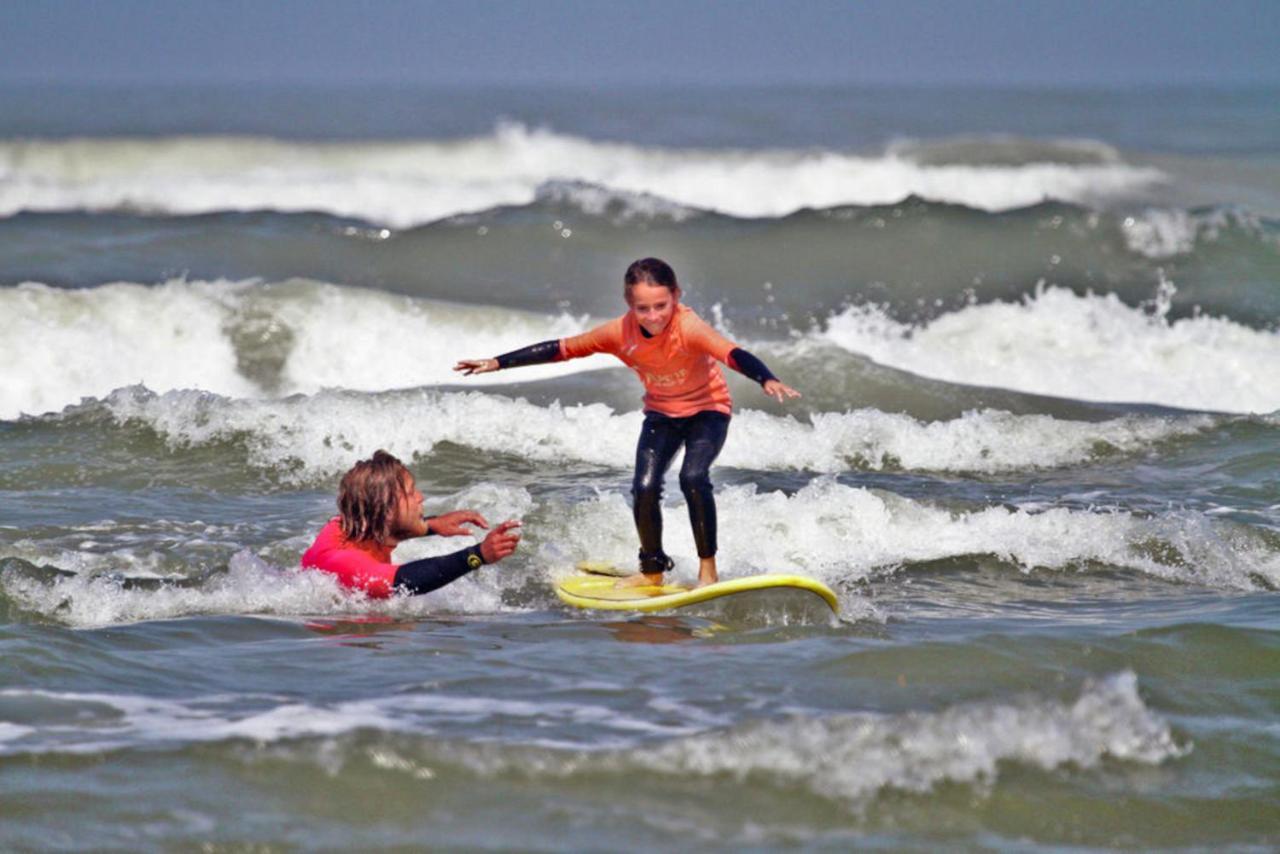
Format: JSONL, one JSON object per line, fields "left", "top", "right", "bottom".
{"left": 0, "top": 125, "right": 1165, "bottom": 226}
{"left": 821, "top": 283, "right": 1280, "bottom": 413}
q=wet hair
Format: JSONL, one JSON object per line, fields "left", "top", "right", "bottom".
{"left": 624, "top": 257, "right": 679, "bottom": 298}
{"left": 337, "top": 450, "right": 411, "bottom": 545}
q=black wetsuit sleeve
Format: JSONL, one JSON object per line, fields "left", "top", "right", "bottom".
{"left": 728, "top": 347, "right": 778, "bottom": 386}
{"left": 495, "top": 340, "right": 561, "bottom": 370}
{"left": 392, "top": 546, "right": 485, "bottom": 595}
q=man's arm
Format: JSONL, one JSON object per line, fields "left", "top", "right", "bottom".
{"left": 424, "top": 509, "right": 489, "bottom": 537}
{"left": 393, "top": 520, "right": 522, "bottom": 596}
{"left": 393, "top": 546, "right": 486, "bottom": 595}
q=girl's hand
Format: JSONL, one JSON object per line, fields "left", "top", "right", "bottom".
{"left": 454, "top": 358, "right": 499, "bottom": 376}
{"left": 763, "top": 379, "right": 801, "bottom": 403}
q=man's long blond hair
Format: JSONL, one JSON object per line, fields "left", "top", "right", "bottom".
{"left": 337, "top": 450, "right": 410, "bottom": 546}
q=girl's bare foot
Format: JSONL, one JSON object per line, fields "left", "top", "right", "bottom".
{"left": 694, "top": 556, "right": 718, "bottom": 588}
{"left": 615, "top": 571, "right": 666, "bottom": 589}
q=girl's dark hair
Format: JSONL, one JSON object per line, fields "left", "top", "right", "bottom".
{"left": 337, "top": 450, "right": 410, "bottom": 545}
{"left": 624, "top": 257, "right": 679, "bottom": 296}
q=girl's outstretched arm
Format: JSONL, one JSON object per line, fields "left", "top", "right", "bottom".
{"left": 454, "top": 319, "right": 623, "bottom": 376}
{"left": 760, "top": 377, "right": 802, "bottom": 403}
{"left": 453, "top": 357, "right": 499, "bottom": 375}
{"left": 453, "top": 340, "right": 561, "bottom": 375}
{"left": 728, "top": 347, "right": 802, "bottom": 403}
{"left": 680, "top": 311, "right": 801, "bottom": 403}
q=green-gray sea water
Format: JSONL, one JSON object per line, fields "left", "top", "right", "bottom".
{"left": 1, "top": 84, "right": 1278, "bottom": 851}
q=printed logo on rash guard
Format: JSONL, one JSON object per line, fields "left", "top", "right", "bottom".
{"left": 560, "top": 305, "right": 735, "bottom": 417}
{"left": 642, "top": 368, "right": 690, "bottom": 388}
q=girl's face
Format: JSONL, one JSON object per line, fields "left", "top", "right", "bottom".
{"left": 628, "top": 281, "right": 679, "bottom": 336}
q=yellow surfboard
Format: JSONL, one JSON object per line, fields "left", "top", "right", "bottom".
{"left": 554, "top": 569, "right": 839, "bottom": 614}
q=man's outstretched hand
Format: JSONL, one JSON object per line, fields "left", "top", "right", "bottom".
{"left": 480, "top": 520, "right": 522, "bottom": 564}
{"left": 429, "top": 510, "right": 489, "bottom": 537}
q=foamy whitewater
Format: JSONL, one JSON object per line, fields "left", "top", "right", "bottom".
{"left": 6, "top": 277, "right": 1279, "bottom": 420}
{"left": 0, "top": 279, "right": 597, "bottom": 419}
{"left": 2, "top": 84, "right": 1278, "bottom": 851}
{"left": 0, "top": 124, "right": 1172, "bottom": 226}
{"left": 92, "top": 384, "right": 1224, "bottom": 479}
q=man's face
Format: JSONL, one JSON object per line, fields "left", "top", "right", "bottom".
{"left": 628, "top": 282, "right": 678, "bottom": 336}
{"left": 392, "top": 471, "right": 425, "bottom": 539}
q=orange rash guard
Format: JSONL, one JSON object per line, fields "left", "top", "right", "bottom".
{"left": 559, "top": 304, "right": 738, "bottom": 417}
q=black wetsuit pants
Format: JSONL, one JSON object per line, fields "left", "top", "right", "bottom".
{"left": 632, "top": 410, "right": 730, "bottom": 571}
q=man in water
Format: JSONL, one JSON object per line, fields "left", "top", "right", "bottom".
{"left": 301, "top": 450, "right": 521, "bottom": 597}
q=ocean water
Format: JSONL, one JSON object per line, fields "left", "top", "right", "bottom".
{"left": 1, "top": 84, "right": 1278, "bottom": 851}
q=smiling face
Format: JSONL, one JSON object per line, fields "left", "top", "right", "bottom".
{"left": 627, "top": 280, "right": 680, "bottom": 336}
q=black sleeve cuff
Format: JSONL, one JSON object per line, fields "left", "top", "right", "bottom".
{"left": 496, "top": 340, "right": 561, "bottom": 370}
{"left": 392, "top": 546, "right": 486, "bottom": 595}
{"left": 729, "top": 347, "right": 778, "bottom": 386}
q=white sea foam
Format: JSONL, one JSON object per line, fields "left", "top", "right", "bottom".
{"left": 0, "top": 484, "right": 536, "bottom": 628}
{"left": 4, "top": 477, "right": 1274, "bottom": 629}
{"left": 0, "top": 678, "right": 700, "bottom": 755}
{"left": 0, "top": 672, "right": 1184, "bottom": 810}
{"left": 257, "top": 280, "right": 594, "bottom": 393}
{"left": 728, "top": 408, "right": 1217, "bottom": 474}
{"left": 0, "top": 125, "right": 1165, "bottom": 225}
{"left": 435, "top": 671, "right": 1185, "bottom": 807}
{"left": 11, "top": 277, "right": 1275, "bottom": 420}
{"left": 0, "top": 517, "right": 261, "bottom": 579}
{"left": 542, "top": 480, "right": 1280, "bottom": 592}
{"left": 0, "top": 278, "right": 595, "bottom": 419}
{"left": 1122, "top": 208, "right": 1200, "bottom": 258}
{"left": 633, "top": 671, "right": 1184, "bottom": 802}
{"left": 0, "top": 550, "right": 361, "bottom": 628}
{"left": 0, "top": 545, "right": 517, "bottom": 630}
{"left": 0, "top": 722, "right": 34, "bottom": 743}
{"left": 821, "top": 284, "right": 1280, "bottom": 413}
{"left": 1121, "top": 206, "right": 1272, "bottom": 259}
{"left": 103, "top": 385, "right": 1217, "bottom": 480}
{"left": 0, "top": 281, "right": 259, "bottom": 419}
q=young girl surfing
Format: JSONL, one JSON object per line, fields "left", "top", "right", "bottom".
{"left": 454, "top": 257, "right": 799, "bottom": 588}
